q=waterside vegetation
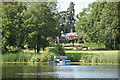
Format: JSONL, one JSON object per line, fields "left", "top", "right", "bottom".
{"left": 1, "top": 1, "right": 120, "bottom": 65}
{"left": 2, "top": 50, "right": 119, "bottom": 64}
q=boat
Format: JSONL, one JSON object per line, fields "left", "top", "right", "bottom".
{"left": 53, "top": 56, "right": 71, "bottom": 65}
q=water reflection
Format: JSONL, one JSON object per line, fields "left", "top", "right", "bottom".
{"left": 53, "top": 63, "right": 70, "bottom": 66}
{"left": 2, "top": 63, "right": 119, "bottom": 78}
{"left": 54, "top": 66, "right": 118, "bottom": 78}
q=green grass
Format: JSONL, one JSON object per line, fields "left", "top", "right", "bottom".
{"left": 65, "top": 50, "right": 118, "bottom": 54}
{"left": 2, "top": 50, "right": 119, "bottom": 64}
{"left": 84, "top": 42, "right": 105, "bottom": 47}
{"left": 2, "top": 51, "right": 56, "bottom": 62}
{"left": 2, "top": 52, "right": 38, "bottom": 62}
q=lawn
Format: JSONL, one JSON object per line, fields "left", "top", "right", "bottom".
{"left": 65, "top": 50, "right": 118, "bottom": 54}
{"left": 84, "top": 42, "right": 105, "bottom": 47}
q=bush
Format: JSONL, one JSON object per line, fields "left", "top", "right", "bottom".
{"left": 38, "top": 52, "right": 55, "bottom": 62}
{"left": 30, "top": 55, "right": 38, "bottom": 62}
{"left": 48, "top": 45, "right": 65, "bottom": 56}
{"left": 116, "top": 44, "right": 120, "bottom": 50}
{"left": 66, "top": 53, "right": 84, "bottom": 62}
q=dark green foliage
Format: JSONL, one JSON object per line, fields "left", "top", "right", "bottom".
{"left": 48, "top": 45, "right": 65, "bottom": 56}
{"left": 2, "top": 2, "right": 59, "bottom": 53}
{"left": 2, "top": 2, "right": 27, "bottom": 53}
{"left": 37, "top": 52, "right": 55, "bottom": 62}
{"left": 76, "top": 2, "right": 120, "bottom": 50}
{"left": 66, "top": 53, "right": 84, "bottom": 62}
{"left": 59, "top": 2, "right": 76, "bottom": 33}
{"left": 24, "top": 2, "right": 58, "bottom": 53}
{"left": 48, "top": 39, "right": 56, "bottom": 47}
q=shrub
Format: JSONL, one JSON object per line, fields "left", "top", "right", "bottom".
{"left": 48, "top": 45, "right": 65, "bottom": 56}
{"left": 66, "top": 53, "right": 84, "bottom": 62}
{"left": 30, "top": 55, "right": 38, "bottom": 62}
{"left": 38, "top": 52, "right": 55, "bottom": 62}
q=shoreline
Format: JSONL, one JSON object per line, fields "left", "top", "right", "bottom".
{"left": 0, "top": 62, "right": 119, "bottom": 65}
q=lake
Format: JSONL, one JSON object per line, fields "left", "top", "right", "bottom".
{"left": 2, "top": 63, "right": 119, "bottom": 79}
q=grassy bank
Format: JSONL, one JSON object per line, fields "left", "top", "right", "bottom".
{"left": 1, "top": 50, "right": 119, "bottom": 64}
{"left": 66, "top": 50, "right": 119, "bottom": 64}
{"left": 2, "top": 52, "right": 55, "bottom": 62}
{"left": 2, "top": 52, "right": 37, "bottom": 62}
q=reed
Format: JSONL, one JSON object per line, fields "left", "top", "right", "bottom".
{"left": 2, "top": 52, "right": 38, "bottom": 62}
{"left": 2, "top": 50, "right": 119, "bottom": 64}
{"left": 2, "top": 52, "right": 55, "bottom": 62}
{"left": 66, "top": 51, "right": 119, "bottom": 64}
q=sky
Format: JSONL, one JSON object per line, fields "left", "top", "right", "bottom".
{"left": 57, "top": 0, "right": 96, "bottom": 15}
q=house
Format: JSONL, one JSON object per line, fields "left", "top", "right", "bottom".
{"left": 66, "top": 32, "right": 80, "bottom": 40}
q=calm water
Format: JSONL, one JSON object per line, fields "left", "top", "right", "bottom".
{"left": 2, "top": 63, "right": 119, "bottom": 78}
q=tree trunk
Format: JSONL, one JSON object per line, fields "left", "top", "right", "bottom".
{"left": 34, "top": 47, "right": 36, "bottom": 53}
{"left": 113, "top": 39, "right": 116, "bottom": 49}
{"left": 42, "top": 47, "right": 45, "bottom": 51}
{"left": 37, "top": 45, "right": 40, "bottom": 53}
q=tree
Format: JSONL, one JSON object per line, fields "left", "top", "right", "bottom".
{"left": 100, "top": 2, "right": 119, "bottom": 49}
{"left": 66, "top": 2, "right": 76, "bottom": 32}
{"left": 24, "top": 2, "right": 59, "bottom": 53}
{"left": 76, "top": 2, "right": 120, "bottom": 49}
{"left": 2, "top": 2, "right": 27, "bottom": 53}
{"left": 59, "top": 2, "right": 76, "bottom": 33}
{"left": 59, "top": 11, "right": 67, "bottom": 33}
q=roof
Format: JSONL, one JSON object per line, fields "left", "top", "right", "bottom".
{"left": 61, "top": 34, "right": 66, "bottom": 37}
{"left": 66, "top": 32, "right": 78, "bottom": 37}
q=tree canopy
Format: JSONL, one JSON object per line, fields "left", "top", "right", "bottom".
{"left": 2, "top": 2, "right": 27, "bottom": 53}
{"left": 76, "top": 2, "right": 120, "bottom": 49}
{"left": 59, "top": 2, "right": 76, "bottom": 33}
{"left": 2, "top": 2, "right": 60, "bottom": 53}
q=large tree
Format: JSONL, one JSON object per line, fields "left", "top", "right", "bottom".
{"left": 59, "top": 2, "right": 76, "bottom": 33}
{"left": 76, "top": 2, "right": 120, "bottom": 49}
{"left": 24, "top": 2, "right": 59, "bottom": 53}
{"left": 66, "top": 2, "right": 76, "bottom": 32}
{"left": 2, "top": 2, "right": 27, "bottom": 53}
